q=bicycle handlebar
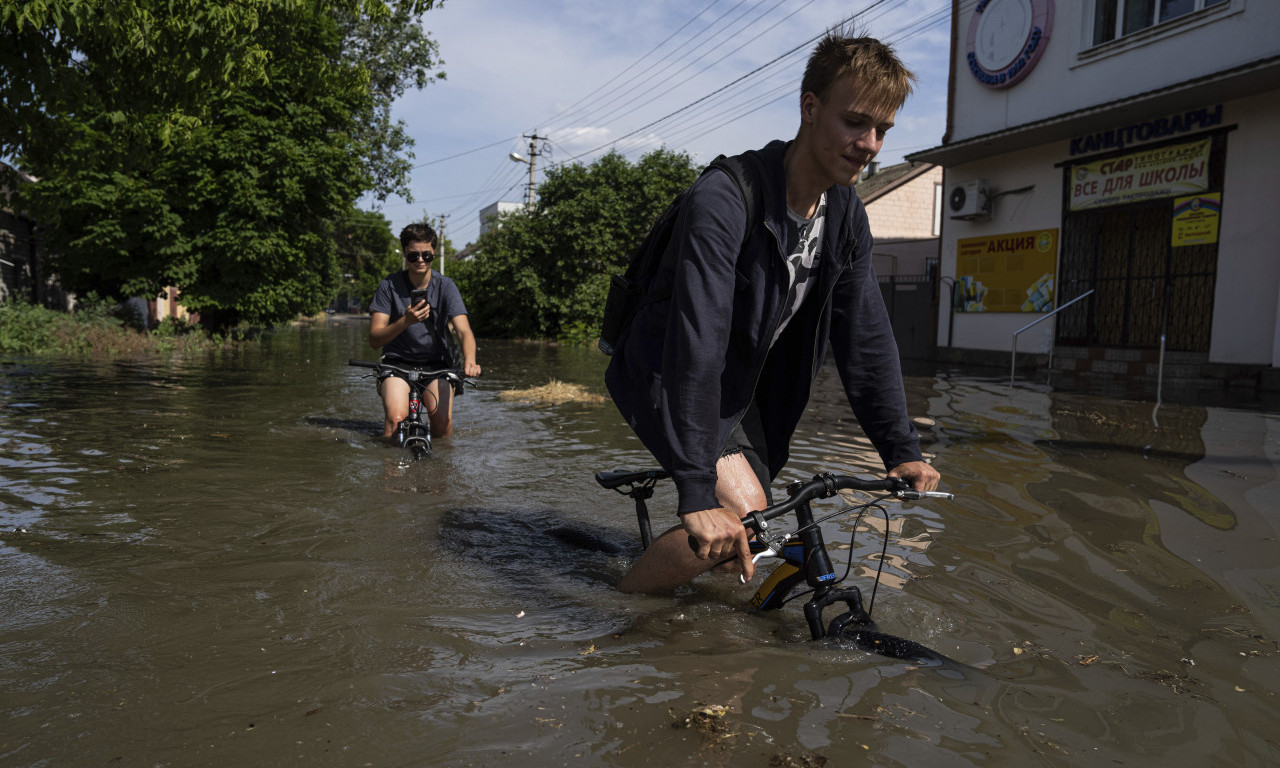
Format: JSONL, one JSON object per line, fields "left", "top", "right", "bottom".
{"left": 743, "top": 473, "right": 954, "bottom": 534}
{"left": 348, "top": 359, "right": 475, "bottom": 393}
{"left": 687, "top": 472, "right": 952, "bottom": 555}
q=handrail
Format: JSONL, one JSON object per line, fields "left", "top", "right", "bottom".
{"left": 1010, "top": 289, "right": 1094, "bottom": 384}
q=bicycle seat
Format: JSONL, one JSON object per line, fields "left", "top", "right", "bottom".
{"left": 594, "top": 468, "right": 670, "bottom": 490}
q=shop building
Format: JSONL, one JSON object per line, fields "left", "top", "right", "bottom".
{"left": 910, "top": 0, "right": 1280, "bottom": 402}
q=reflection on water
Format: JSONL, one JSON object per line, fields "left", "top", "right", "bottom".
{"left": 2, "top": 319, "right": 1279, "bottom": 767}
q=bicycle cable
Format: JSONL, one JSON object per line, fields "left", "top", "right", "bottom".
{"left": 776, "top": 493, "right": 895, "bottom": 615}
{"left": 837, "top": 501, "right": 893, "bottom": 617}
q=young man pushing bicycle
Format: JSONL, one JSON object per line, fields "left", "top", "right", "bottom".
{"left": 369, "top": 223, "right": 482, "bottom": 440}
{"left": 605, "top": 28, "right": 940, "bottom": 593}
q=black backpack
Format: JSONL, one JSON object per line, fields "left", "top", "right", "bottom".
{"left": 597, "top": 153, "right": 763, "bottom": 355}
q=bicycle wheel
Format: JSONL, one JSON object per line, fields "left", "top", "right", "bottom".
{"left": 403, "top": 422, "right": 431, "bottom": 460}
{"left": 827, "top": 623, "right": 951, "bottom": 666}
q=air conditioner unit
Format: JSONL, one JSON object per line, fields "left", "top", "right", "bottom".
{"left": 948, "top": 179, "right": 989, "bottom": 219}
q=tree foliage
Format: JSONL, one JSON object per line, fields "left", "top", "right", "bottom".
{"left": 335, "top": 207, "right": 402, "bottom": 309}
{"left": 453, "top": 148, "right": 700, "bottom": 342}
{"left": 0, "top": 0, "right": 444, "bottom": 330}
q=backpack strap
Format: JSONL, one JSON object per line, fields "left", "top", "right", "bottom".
{"left": 639, "top": 152, "right": 764, "bottom": 309}
{"left": 707, "top": 152, "right": 763, "bottom": 245}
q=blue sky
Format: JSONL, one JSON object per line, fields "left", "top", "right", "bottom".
{"left": 370, "top": 0, "right": 955, "bottom": 247}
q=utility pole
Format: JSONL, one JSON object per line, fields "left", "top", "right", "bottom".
{"left": 509, "top": 131, "right": 545, "bottom": 207}
{"left": 436, "top": 213, "right": 447, "bottom": 275}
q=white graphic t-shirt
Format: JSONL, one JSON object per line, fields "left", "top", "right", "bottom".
{"left": 771, "top": 193, "right": 826, "bottom": 346}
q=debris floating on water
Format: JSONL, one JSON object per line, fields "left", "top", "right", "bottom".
{"left": 498, "top": 379, "right": 605, "bottom": 405}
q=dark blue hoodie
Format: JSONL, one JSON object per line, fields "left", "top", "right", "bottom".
{"left": 605, "top": 140, "right": 923, "bottom": 514}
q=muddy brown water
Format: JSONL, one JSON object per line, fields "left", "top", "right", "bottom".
{"left": 2, "top": 319, "right": 1278, "bottom": 767}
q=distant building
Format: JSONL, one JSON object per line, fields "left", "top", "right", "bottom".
{"left": 479, "top": 201, "right": 525, "bottom": 237}
{"left": 910, "top": 0, "right": 1280, "bottom": 399}
{"left": 853, "top": 160, "right": 944, "bottom": 365}
{"left": 854, "top": 160, "right": 943, "bottom": 278}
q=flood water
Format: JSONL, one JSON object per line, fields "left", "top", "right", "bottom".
{"left": 2, "top": 318, "right": 1278, "bottom": 767}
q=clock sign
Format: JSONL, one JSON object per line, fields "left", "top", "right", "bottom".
{"left": 966, "top": 0, "right": 1054, "bottom": 89}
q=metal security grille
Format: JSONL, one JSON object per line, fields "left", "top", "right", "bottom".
{"left": 1056, "top": 133, "right": 1225, "bottom": 352}
{"left": 878, "top": 272, "right": 936, "bottom": 362}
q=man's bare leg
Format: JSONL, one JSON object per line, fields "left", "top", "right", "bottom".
{"left": 378, "top": 376, "right": 410, "bottom": 439}
{"left": 425, "top": 378, "right": 455, "bottom": 438}
{"left": 617, "top": 453, "right": 768, "bottom": 594}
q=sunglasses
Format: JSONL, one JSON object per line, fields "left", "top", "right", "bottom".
{"left": 405, "top": 251, "right": 435, "bottom": 263}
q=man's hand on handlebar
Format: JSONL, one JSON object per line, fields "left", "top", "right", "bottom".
{"left": 888, "top": 460, "right": 940, "bottom": 494}
{"left": 682, "top": 506, "right": 755, "bottom": 583}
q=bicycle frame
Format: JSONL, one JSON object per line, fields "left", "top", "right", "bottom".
{"left": 745, "top": 492, "right": 874, "bottom": 640}
{"left": 349, "top": 359, "right": 467, "bottom": 460}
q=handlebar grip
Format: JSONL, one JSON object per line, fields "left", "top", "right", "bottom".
{"left": 900, "top": 489, "right": 954, "bottom": 500}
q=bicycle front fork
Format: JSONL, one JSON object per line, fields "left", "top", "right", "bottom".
{"left": 398, "top": 392, "right": 432, "bottom": 458}
{"left": 795, "top": 500, "right": 874, "bottom": 640}
{"left": 804, "top": 586, "right": 873, "bottom": 640}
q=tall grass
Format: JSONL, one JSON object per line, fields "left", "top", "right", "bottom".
{"left": 0, "top": 299, "right": 222, "bottom": 357}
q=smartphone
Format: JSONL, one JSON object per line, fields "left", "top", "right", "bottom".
{"left": 410, "top": 288, "right": 429, "bottom": 306}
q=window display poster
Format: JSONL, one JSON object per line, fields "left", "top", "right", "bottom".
{"left": 955, "top": 229, "right": 1059, "bottom": 312}
{"left": 1069, "top": 139, "right": 1211, "bottom": 211}
{"left": 1171, "top": 193, "right": 1221, "bottom": 247}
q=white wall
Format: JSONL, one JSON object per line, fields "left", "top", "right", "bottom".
{"left": 939, "top": 144, "right": 1067, "bottom": 354}
{"left": 478, "top": 200, "right": 524, "bottom": 237}
{"left": 951, "top": 0, "right": 1268, "bottom": 142}
{"left": 1211, "top": 92, "right": 1280, "bottom": 366}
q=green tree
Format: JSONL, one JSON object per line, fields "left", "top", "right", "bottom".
{"left": 336, "top": 208, "right": 401, "bottom": 309}
{"left": 0, "top": 0, "right": 444, "bottom": 331}
{"left": 457, "top": 148, "right": 699, "bottom": 342}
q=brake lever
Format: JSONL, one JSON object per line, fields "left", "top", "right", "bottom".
{"left": 736, "top": 528, "right": 797, "bottom": 583}
{"left": 739, "top": 541, "right": 783, "bottom": 584}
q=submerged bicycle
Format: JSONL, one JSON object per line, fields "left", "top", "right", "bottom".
{"left": 349, "top": 359, "right": 472, "bottom": 460}
{"left": 595, "top": 468, "right": 954, "bottom": 662}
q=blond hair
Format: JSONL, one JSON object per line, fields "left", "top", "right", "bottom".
{"left": 800, "top": 27, "right": 916, "bottom": 115}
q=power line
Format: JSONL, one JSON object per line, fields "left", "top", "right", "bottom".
{"left": 536, "top": 0, "right": 726, "bottom": 134}
{"left": 550, "top": 0, "right": 897, "bottom": 166}
{"left": 563, "top": 0, "right": 795, "bottom": 134}
{"left": 427, "top": 0, "right": 952, "bottom": 245}
{"left": 540, "top": 0, "right": 755, "bottom": 136}
{"left": 409, "top": 137, "right": 520, "bottom": 170}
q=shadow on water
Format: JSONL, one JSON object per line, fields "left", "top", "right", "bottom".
{"left": 438, "top": 506, "right": 637, "bottom": 590}
{"left": 304, "top": 415, "right": 384, "bottom": 434}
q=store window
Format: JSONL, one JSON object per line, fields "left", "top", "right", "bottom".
{"left": 1091, "top": 0, "right": 1228, "bottom": 45}
{"left": 1056, "top": 132, "right": 1228, "bottom": 352}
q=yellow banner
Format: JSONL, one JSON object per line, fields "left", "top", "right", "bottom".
{"left": 1069, "top": 139, "right": 1211, "bottom": 211}
{"left": 955, "top": 229, "right": 1058, "bottom": 313}
{"left": 1171, "top": 193, "right": 1221, "bottom": 247}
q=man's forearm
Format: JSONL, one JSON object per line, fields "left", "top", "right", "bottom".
{"left": 460, "top": 332, "right": 477, "bottom": 366}
{"left": 369, "top": 314, "right": 409, "bottom": 348}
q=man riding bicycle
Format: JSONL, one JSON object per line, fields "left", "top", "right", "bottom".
{"left": 369, "top": 222, "right": 482, "bottom": 441}
{"left": 605, "top": 27, "right": 940, "bottom": 594}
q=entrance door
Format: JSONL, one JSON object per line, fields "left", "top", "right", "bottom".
{"left": 878, "top": 274, "right": 935, "bottom": 363}
{"left": 1057, "top": 203, "right": 1216, "bottom": 352}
